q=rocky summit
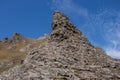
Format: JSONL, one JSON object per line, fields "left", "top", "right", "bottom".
{"left": 0, "top": 11, "right": 120, "bottom": 80}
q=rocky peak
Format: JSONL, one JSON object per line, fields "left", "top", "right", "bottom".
{"left": 0, "top": 11, "right": 120, "bottom": 80}
{"left": 1, "top": 33, "right": 25, "bottom": 44}
{"left": 12, "top": 32, "right": 22, "bottom": 37}
{"left": 12, "top": 32, "right": 24, "bottom": 40}
{"left": 52, "top": 11, "right": 79, "bottom": 32}
{"left": 51, "top": 11, "right": 83, "bottom": 42}
{"left": 52, "top": 11, "right": 69, "bottom": 30}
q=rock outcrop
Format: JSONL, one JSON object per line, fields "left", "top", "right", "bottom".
{"left": 1, "top": 32, "right": 26, "bottom": 44}
{"left": 0, "top": 11, "right": 120, "bottom": 80}
{"left": 0, "top": 33, "right": 35, "bottom": 74}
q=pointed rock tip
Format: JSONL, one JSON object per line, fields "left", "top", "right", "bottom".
{"left": 52, "top": 11, "right": 72, "bottom": 31}
{"left": 51, "top": 11, "right": 83, "bottom": 42}
{"left": 52, "top": 11, "right": 80, "bottom": 33}
{"left": 12, "top": 32, "right": 22, "bottom": 37}
{"left": 53, "top": 10, "right": 63, "bottom": 14}
{"left": 53, "top": 10, "right": 69, "bottom": 20}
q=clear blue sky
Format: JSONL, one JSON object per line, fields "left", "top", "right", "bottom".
{"left": 0, "top": 0, "right": 120, "bottom": 58}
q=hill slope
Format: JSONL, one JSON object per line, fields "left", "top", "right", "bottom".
{"left": 0, "top": 11, "right": 120, "bottom": 80}
{"left": 0, "top": 33, "right": 36, "bottom": 73}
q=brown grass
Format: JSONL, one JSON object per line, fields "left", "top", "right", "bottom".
{"left": 0, "top": 38, "right": 41, "bottom": 73}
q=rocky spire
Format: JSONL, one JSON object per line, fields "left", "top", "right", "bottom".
{"left": 52, "top": 11, "right": 80, "bottom": 32}
{"left": 52, "top": 11, "right": 69, "bottom": 30}
{"left": 51, "top": 11, "right": 82, "bottom": 42}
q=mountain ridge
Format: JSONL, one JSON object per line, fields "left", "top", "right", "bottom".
{"left": 0, "top": 11, "right": 120, "bottom": 80}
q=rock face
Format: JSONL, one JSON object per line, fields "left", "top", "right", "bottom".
{"left": 0, "top": 11, "right": 120, "bottom": 80}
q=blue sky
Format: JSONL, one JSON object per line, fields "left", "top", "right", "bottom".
{"left": 0, "top": 0, "right": 120, "bottom": 58}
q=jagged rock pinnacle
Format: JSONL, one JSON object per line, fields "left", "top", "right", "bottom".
{"left": 51, "top": 11, "right": 82, "bottom": 42}
{"left": 12, "top": 32, "right": 23, "bottom": 40}
{"left": 1, "top": 32, "right": 25, "bottom": 44}
{"left": 12, "top": 32, "right": 21, "bottom": 37}
{"left": 52, "top": 11, "right": 69, "bottom": 30}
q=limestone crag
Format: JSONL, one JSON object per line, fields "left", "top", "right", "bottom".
{"left": 0, "top": 11, "right": 120, "bottom": 80}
